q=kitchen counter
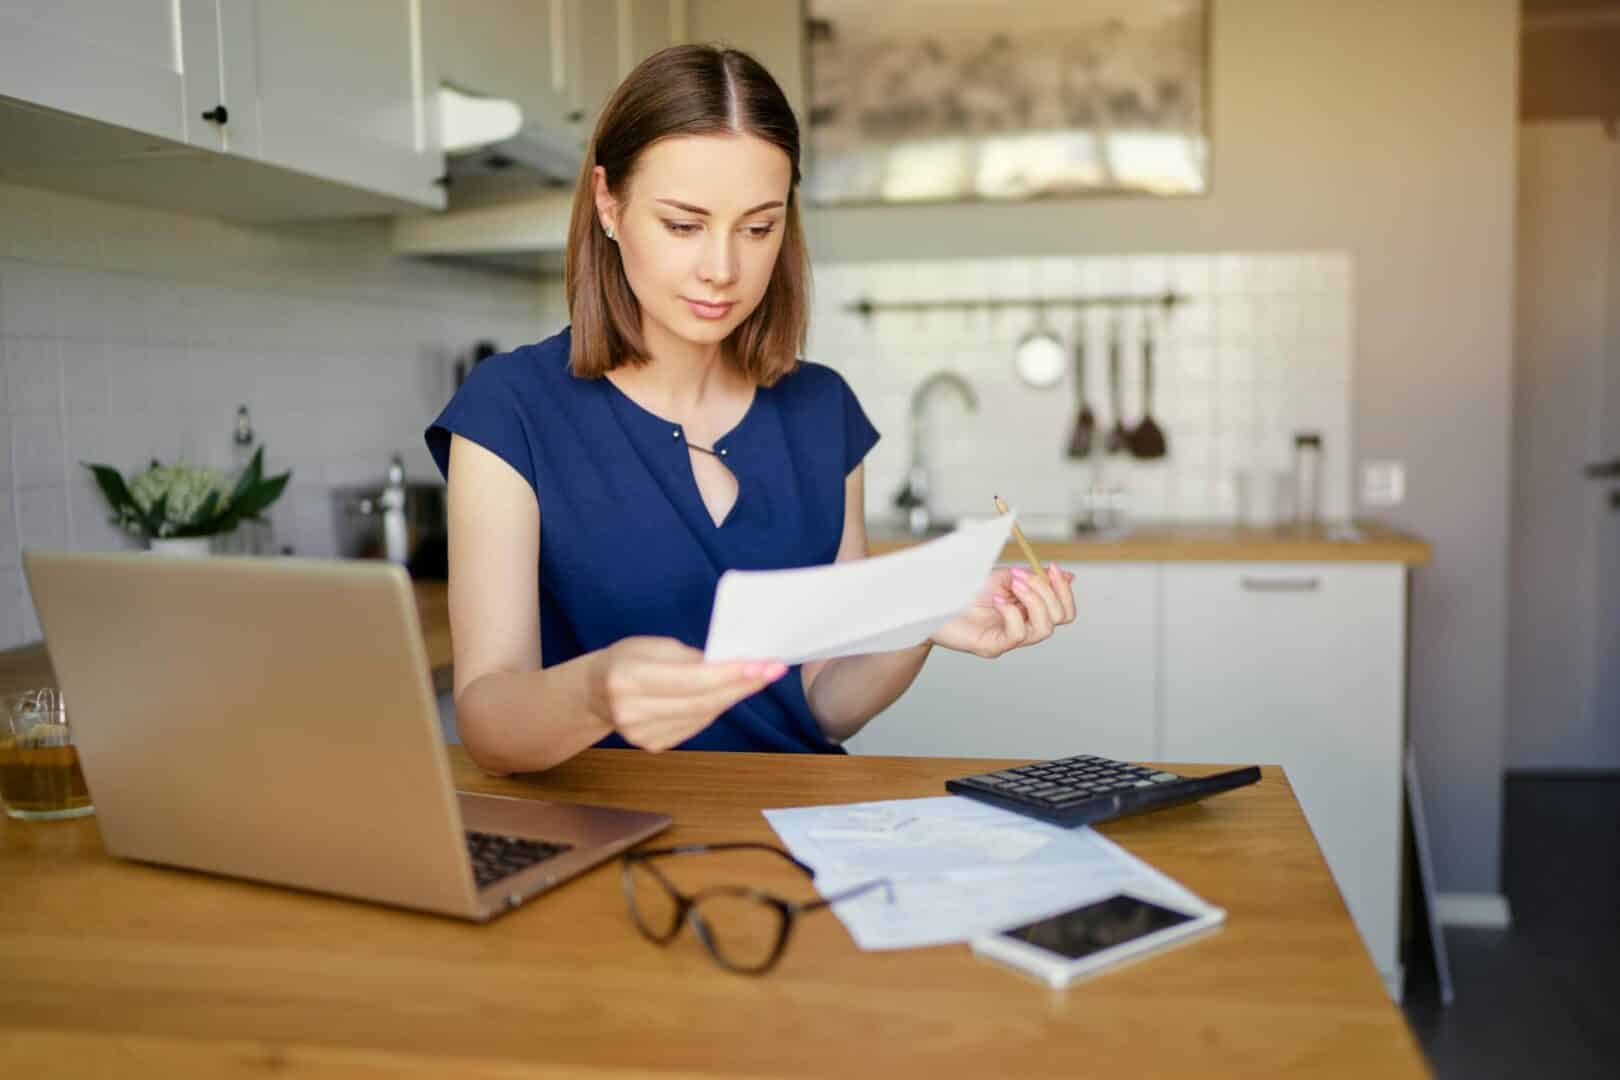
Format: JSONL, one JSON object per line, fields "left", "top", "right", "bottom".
{"left": 0, "top": 581, "right": 454, "bottom": 698}
{"left": 868, "top": 521, "right": 1431, "bottom": 564}
{"left": 3, "top": 525, "right": 1426, "bottom": 698}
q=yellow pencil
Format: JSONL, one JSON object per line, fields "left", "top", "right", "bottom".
{"left": 993, "top": 495, "right": 1046, "bottom": 577}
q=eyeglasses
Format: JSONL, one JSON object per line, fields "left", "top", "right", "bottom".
{"left": 620, "top": 842, "right": 894, "bottom": 975}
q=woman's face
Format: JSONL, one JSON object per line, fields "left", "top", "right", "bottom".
{"left": 597, "top": 133, "right": 791, "bottom": 353}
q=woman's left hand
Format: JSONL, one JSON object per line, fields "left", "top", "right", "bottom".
{"left": 929, "top": 563, "right": 1076, "bottom": 659}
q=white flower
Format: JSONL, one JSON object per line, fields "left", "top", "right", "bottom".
{"left": 127, "top": 464, "right": 232, "bottom": 538}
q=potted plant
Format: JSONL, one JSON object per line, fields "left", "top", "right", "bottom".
{"left": 84, "top": 449, "right": 291, "bottom": 556}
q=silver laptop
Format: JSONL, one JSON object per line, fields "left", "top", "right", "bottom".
{"left": 22, "top": 550, "right": 670, "bottom": 920}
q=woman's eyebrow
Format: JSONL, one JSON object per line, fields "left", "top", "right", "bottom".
{"left": 655, "top": 198, "right": 785, "bottom": 216}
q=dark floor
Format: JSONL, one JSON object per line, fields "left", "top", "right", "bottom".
{"left": 1402, "top": 775, "right": 1620, "bottom": 1079}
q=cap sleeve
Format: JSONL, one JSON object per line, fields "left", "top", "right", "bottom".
{"left": 424, "top": 359, "right": 538, "bottom": 496}
{"left": 835, "top": 371, "right": 880, "bottom": 476}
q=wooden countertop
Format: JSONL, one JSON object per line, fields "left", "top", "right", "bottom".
{"left": 1, "top": 581, "right": 454, "bottom": 698}
{"left": 0, "top": 748, "right": 1427, "bottom": 1077}
{"left": 869, "top": 521, "right": 1432, "bottom": 564}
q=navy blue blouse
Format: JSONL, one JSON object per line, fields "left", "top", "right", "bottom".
{"left": 425, "top": 326, "right": 880, "bottom": 754}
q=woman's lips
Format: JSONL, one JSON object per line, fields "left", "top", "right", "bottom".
{"left": 684, "top": 298, "right": 735, "bottom": 320}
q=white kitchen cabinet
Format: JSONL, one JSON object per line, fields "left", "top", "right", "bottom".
{"left": 571, "top": 1, "right": 681, "bottom": 133}
{"left": 425, "top": 0, "right": 574, "bottom": 138}
{"left": 0, "top": 1, "right": 213, "bottom": 146}
{"left": 1161, "top": 563, "right": 1407, "bottom": 996}
{"left": 427, "top": 0, "right": 678, "bottom": 146}
{"left": 0, "top": 0, "right": 443, "bottom": 217}
{"left": 847, "top": 565, "right": 1159, "bottom": 762}
{"left": 245, "top": 1, "right": 442, "bottom": 208}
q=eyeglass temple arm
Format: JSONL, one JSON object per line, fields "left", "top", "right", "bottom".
{"left": 796, "top": 877, "right": 894, "bottom": 912}
{"left": 631, "top": 842, "right": 818, "bottom": 878}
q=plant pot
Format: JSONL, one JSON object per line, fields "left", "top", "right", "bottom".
{"left": 147, "top": 537, "right": 212, "bottom": 558}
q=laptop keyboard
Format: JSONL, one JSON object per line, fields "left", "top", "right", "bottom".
{"left": 465, "top": 830, "right": 572, "bottom": 889}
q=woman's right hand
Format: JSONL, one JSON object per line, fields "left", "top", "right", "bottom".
{"left": 587, "top": 636, "right": 787, "bottom": 752}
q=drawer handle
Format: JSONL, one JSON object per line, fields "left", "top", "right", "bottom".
{"left": 1240, "top": 576, "right": 1321, "bottom": 593}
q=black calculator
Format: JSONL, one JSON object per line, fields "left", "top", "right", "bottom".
{"left": 945, "top": 754, "right": 1261, "bottom": 828}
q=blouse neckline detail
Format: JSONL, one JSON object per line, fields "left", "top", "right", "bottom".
{"left": 599, "top": 369, "right": 762, "bottom": 452}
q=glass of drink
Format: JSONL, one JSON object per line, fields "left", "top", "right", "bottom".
{"left": 0, "top": 689, "right": 93, "bottom": 821}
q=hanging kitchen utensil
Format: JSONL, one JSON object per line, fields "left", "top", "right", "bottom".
{"left": 1104, "top": 317, "right": 1130, "bottom": 455}
{"left": 1129, "top": 314, "right": 1168, "bottom": 460}
{"left": 1065, "top": 314, "right": 1095, "bottom": 459}
{"left": 1014, "top": 303, "right": 1066, "bottom": 390}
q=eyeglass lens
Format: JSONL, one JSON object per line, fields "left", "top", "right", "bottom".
{"left": 624, "top": 859, "right": 682, "bottom": 941}
{"left": 688, "top": 889, "right": 788, "bottom": 972}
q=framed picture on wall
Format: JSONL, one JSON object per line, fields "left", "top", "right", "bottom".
{"left": 803, "top": 0, "right": 1210, "bottom": 206}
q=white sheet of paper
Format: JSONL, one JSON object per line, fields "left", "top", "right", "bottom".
{"left": 764, "top": 796, "right": 1217, "bottom": 951}
{"left": 703, "top": 515, "right": 1016, "bottom": 665}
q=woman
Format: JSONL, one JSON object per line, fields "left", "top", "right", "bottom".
{"left": 426, "top": 44, "right": 1076, "bottom": 775}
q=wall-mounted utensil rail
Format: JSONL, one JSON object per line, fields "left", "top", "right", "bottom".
{"left": 843, "top": 289, "right": 1187, "bottom": 319}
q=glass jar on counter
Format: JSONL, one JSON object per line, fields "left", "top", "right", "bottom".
{"left": 1290, "top": 432, "right": 1323, "bottom": 531}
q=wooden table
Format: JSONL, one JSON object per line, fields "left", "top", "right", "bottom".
{"left": 0, "top": 749, "right": 1427, "bottom": 1077}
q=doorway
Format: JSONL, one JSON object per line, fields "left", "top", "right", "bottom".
{"left": 1508, "top": 119, "right": 1620, "bottom": 770}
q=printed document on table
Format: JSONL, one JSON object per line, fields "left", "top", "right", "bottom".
{"left": 704, "top": 515, "right": 1015, "bottom": 666}
{"left": 763, "top": 796, "right": 1217, "bottom": 951}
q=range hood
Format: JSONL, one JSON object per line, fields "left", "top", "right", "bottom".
{"left": 390, "top": 86, "right": 583, "bottom": 273}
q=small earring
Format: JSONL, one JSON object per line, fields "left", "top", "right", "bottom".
{"left": 604, "top": 223, "right": 615, "bottom": 240}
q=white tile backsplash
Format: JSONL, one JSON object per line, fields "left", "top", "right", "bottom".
{"left": 9, "top": 414, "right": 65, "bottom": 489}
{"left": 0, "top": 496, "right": 15, "bottom": 570}
{"left": 0, "top": 570, "right": 23, "bottom": 647}
{"left": 0, "top": 180, "right": 547, "bottom": 648}
{"left": 811, "top": 252, "right": 1354, "bottom": 530}
{"left": 14, "top": 486, "right": 68, "bottom": 551}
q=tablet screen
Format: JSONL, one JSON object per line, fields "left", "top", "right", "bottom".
{"left": 1000, "top": 894, "right": 1195, "bottom": 960}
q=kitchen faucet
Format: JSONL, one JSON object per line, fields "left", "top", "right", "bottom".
{"left": 893, "top": 371, "right": 979, "bottom": 536}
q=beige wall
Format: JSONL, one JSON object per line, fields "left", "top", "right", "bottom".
{"left": 696, "top": 0, "right": 1520, "bottom": 896}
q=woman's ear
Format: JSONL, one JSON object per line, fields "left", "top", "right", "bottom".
{"left": 592, "top": 166, "right": 619, "bottom": 235}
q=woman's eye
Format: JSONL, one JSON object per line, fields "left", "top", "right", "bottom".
{"left": 664, "top": 221, "right": 700, "bottom": 235}
{"left": 745, "top": 225, "right": 777, "bottom": 239}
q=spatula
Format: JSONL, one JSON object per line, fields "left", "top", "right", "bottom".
{"left": 1129, "top": 315, "right": 1168, "bottom": 460}
{"left": 1065, "top": 317, "right": 1095, "bottom": 459}
{"left": 1104, "top": 318, "right": 1130, "bottom": 456}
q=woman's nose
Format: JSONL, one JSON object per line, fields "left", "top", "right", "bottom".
{"left": 698, "top": 234, "right": 738, "bottom": 286}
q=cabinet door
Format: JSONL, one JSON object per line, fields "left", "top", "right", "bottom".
{"left": 0, "top": 1, "right": 199, "bottom": 143}
{"left": 623, "top": 0, "right": 679, "bottom": 66}
{"left": 846, "top": 565, "right": 1159, "bottom": 762}
{"left": 424, "top": 0, "right": 573, "bottom": 136}
{"left": 569, "top": 1, "right": 678, "bottom": 136}
{"left": 1162, "top": 564, "right": 1405, "bottom": 984}
{"left": 245, "top": 0, "right": 442, "bottom": 207}
{"left": 570, "top": 1, "right": 619, "bottom": 134}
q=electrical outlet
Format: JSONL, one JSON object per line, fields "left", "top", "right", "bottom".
{"left": 1361, "top": 461, "right": 1405, "bottom": 507}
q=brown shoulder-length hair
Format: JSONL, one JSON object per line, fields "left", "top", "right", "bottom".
{"left": 564, "top": 44, "right": 808, "bottom": 387}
